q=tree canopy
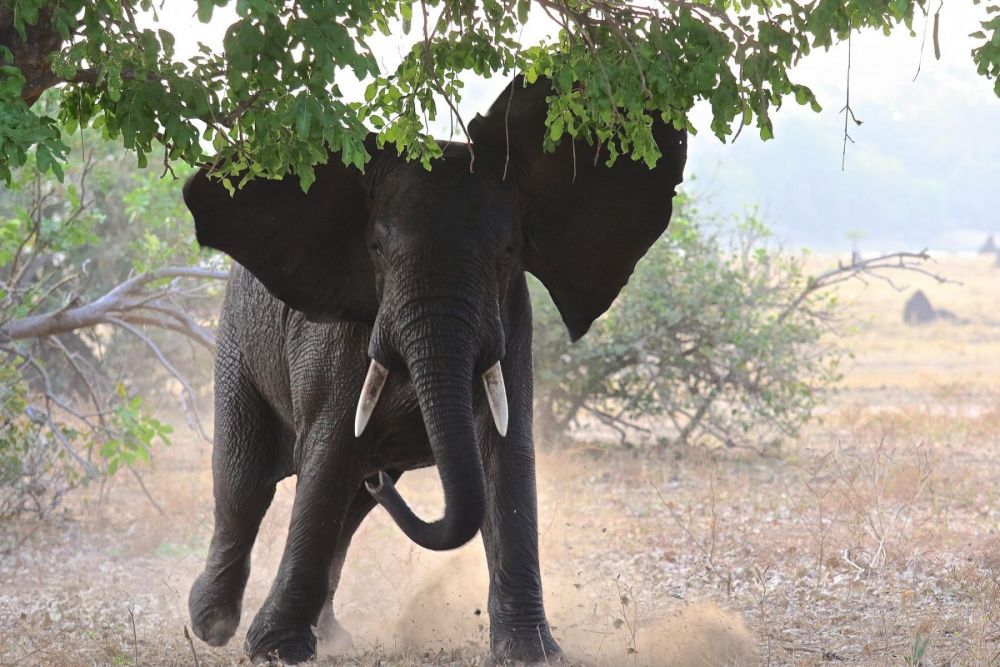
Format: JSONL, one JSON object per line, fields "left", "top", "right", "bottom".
{"left": 2, "top": 0, "right": 999, "bottom": 188}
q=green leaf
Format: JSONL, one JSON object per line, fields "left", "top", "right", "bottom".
{"left": 158, "top": 29, "right": 176, "bottom": 57}
{"left": 197, "top": 0, "right": 215, "bottom": 22}
{"left": 517, "top": 0, "right": 530, "bottom": 23}
{"left": 295, "top": 103, "right": 312, "bottom": 138}
{"left": 549, "top": 116, "right": 564, "bottom": 141}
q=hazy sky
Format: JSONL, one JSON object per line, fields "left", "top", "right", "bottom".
{"left": 153, "top": 3, "right": 999, "bottom": 251}
{"left": 685, "top": 5, "right": 1000, "bottom": 252}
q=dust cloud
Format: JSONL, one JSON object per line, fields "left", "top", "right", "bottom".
{"left": 334, "top": 543, "right": 758, "bottom": 666}
{"left": 324, "top": 455, "right": 758, "bottom": 666}
{"left": 2, "top": 404, "right": 759, "bottom": 666}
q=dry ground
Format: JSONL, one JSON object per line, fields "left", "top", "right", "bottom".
{"left": 3, "top": 253, "right": 1000, "bottom": 666}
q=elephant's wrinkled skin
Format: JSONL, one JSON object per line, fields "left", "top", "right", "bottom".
{"left": 183, "top": 77, "right": 687, "bottom": 664}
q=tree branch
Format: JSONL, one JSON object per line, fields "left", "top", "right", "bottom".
{"left": 777, "top": 250, "right": 954, "bottom": 325}
{"left": 107, "top": 317, "right": 209, "bottom": 441}
{"left": 0, "top": 267, "right": 227, "bottom": 344}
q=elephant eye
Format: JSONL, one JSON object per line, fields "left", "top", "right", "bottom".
{"left": 371, "top": 241, "right": 383, "bottom": 257}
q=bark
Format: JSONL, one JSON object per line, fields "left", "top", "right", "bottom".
{"left": 0, "top": 6, "right": 63, "bottom": 106}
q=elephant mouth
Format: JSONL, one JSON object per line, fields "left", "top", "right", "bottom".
{"left": 353, "top": 358, "right": 508, "bottom": 438}
{"left": 350, "top": 347, "right": 507, "bottom": 551}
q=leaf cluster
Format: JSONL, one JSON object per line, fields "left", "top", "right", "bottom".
{"left": 2, "top": 0, "right": 998, "bottom": 186}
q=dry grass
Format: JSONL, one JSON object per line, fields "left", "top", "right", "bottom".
{"left": 816, "top": 252, "right": 1000, "bottom": 399}
{"left": 4, "top": 253, "right": 1000, "bottom": 666}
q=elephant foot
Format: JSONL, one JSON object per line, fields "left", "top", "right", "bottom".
{"left": 245, "top": 607, "right": 317, "bottom": 665}
{"left": 188, "top": 570, "right": 245, "bottom": 647}
{"left": 315, "top": 607, "right": 354, "bottom": 653}
{"left": 490, "top": 624, "right": 563, "bottom": 665}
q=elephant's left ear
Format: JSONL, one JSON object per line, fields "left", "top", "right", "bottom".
{"left": 470, "top": 76, "right": 687, "bottom": 341}
{"left": 183, "top": 150, "right": 379, "bottom": 325}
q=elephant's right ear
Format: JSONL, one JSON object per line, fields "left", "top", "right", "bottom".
{"left": 469, "top": 76, "right": 687, "bottom": 342}
{"left": 184, "top": 153, "right": 379, "bottom": 325}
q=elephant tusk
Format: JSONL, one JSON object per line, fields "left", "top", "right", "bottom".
{"left": 355, "top": 359, "right": 389, "bottom": 438}
{"left": 481, "top": 361, "right": 508, "bottom": 437}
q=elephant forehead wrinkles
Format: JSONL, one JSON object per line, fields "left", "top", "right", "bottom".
{"left": 375, "top": 181, "right": 514, "bottom": 252}
{"left": 375, "top": 150, "right": 515, "bottom": 233}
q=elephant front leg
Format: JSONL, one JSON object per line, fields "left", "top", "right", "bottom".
{"left": 315, "top": 470, "right": 403, "bottom": 653}
{"left": 244, "top": 437, "right": 359, "bottom": 665}
{"left": 190, "top": 367, "right": 289, "bottom": 648}
{"left": 480, "top": 424, "right": 562, "bottom": 663}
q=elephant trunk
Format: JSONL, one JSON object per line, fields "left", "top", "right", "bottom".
{"left": 366, "top": 305, "right": 488, "bottom": 551}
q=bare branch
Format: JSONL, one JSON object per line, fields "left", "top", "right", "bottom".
{"left": 3, "top": 344, "right": 110, "bottom": 423}
{"left": 777, "top": 250, "right": 953, "bottom": 325}
{"left": 121, "top": 307, "right": 216, "bottom": 351}
{"left": 183, "top": 626, "right": 201, "bottom": 667}
{"left": 840, "top": 32, "right": 863, "bottom": 171}
{"left": 46, "top": 336, "right": 105, "bottom": 419}
{"left": 107, "top": 317, "right": 209, "bottom": 441}
{"left": 0, "top": 267, "right": 227, "bottom": 343}
{"left": 22, "top": 272, "right": 83, "bottom": 318}
{"left": 128, "top": 465, "right": 166, "bottom": 516}
{"left": 44, "top": 410, "right": 99, "bottom": 479}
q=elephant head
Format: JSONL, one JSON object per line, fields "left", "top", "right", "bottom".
{"left": 183, "top": 76, "right": 687, "bottom": 552}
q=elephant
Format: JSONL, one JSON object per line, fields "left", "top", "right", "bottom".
{"left": 182, "top": 75, "right": 687, "bottom": 665}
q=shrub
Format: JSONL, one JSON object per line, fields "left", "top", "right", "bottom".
{"left": 531, "top": 196, "right": 843, "bottom": 452}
